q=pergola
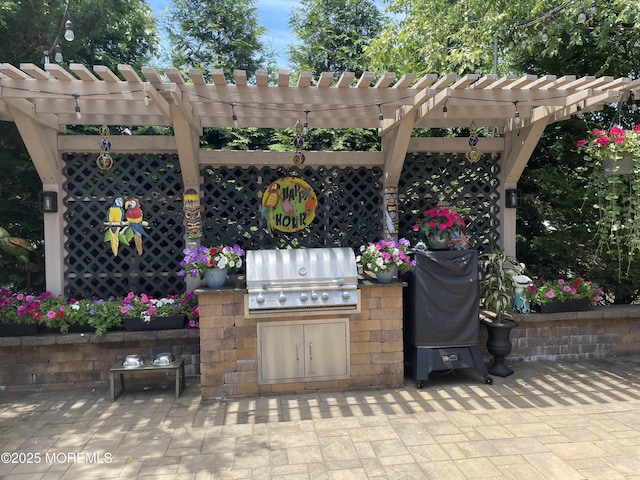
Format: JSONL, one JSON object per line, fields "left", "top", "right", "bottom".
{"left": 1, "top": 62, "right": 638, "bottom": 294}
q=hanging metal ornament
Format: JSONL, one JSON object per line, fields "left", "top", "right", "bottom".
{"left": 96, "top": 124, "right": 114, "bottom": 171}
{"left": 292, "top": 119, "right": 305, "bottom": 165}
{"left": 465, "top": 121, "right": 481, "bottom": 163}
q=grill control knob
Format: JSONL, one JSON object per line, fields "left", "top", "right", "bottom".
{"left": 342, "top": 291, "right": 351, "bottom": 300}
{"left": 311, "top": 292, "right": 318, "bottom": 301}
{"left": 256, "top": 295, "right": 265, "bottom": 304}
{"left": 278, "top": 294, "right": 287, "bottom": 303}
{"left": 300, "top": 293, "right": 308, "bottom": 302}
{"left": 321, "top": 292, "right": 330, "bottom": 301}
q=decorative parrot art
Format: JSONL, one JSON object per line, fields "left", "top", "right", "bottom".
{"left": 105, "top": 197, "right": 124, "bottom": 256}
{"left": 0, "top": 227, "right": 36, "bottom": 264}
{"left": 103, "top": 196, "right": 149, "bottom": 257}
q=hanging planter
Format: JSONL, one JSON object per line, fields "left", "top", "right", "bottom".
{"left": 577, "top": 125, "right": 640, "bottom": 277}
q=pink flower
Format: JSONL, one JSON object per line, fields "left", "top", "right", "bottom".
{"left": 546, "top": 291, "right": 555, "bottom": 299}
{"left": 576, "top": 139, "right": 587, "bottom": 148}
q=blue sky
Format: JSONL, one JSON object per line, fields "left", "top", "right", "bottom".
{"left": 148, "top": 0, "right": 388, "bottom": 68}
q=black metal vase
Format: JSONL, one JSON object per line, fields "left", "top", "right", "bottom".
{"left": 482, "top": 319, "right": 519, "bottom": 377}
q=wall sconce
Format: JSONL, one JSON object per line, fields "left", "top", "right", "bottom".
{"left": 505, "top": 189, "right": 520, "bottom": 209}
{"left": 41, "top": 191, "right": 58, "bottom": 213}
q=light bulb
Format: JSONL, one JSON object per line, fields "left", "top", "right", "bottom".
{"left": 144, "top": 95, "right": 150, "bottom": 106}
{"left": 442, "top": 104, "right": 448, "bottom": 118}
{"left": 514, "top": 110, "right": 521, "bottom": 125}
{"left": 42, "top": 51, "right": 50, "bottom": 65}
{"left": 54, "top": 45, "right": 63, "bottom": 63}
{"left": 64, "top": 20, "right": 74, "bottom": 41}
{"left": 577, "top": 7, "right": 586, "bottom": 24}
{"left": 540, "top": 28, "right": 549, "bottom": 42}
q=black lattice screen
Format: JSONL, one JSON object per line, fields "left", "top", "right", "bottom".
{"left": 63, "top": 153, "right": 185, "bottom": 299}
{"left": 398, "top": 153, "right": 500, "bottom": 251}
{"left": 61, "top": 151, "right": 499, "bottom": 298}
{"left": 200, "top": 165, "right": 385, "bottom": 250}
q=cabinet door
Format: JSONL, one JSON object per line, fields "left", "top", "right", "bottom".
{"left": 259, "top": 323, "right": 304, "bottom": 383}
{"left": 304, "top": 320, "right": 349, "bottom": 379}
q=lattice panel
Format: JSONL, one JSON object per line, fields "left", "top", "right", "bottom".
{"left": 62, "top": 153, "right": 185, "bottom": 299}
{"left": 398, "top": 153, "right": 500, "bottom": 251}
{"left": 59, "top": 150, "right": 498, "bottom": 298}
{"left": 201, "top": 165, "right": 384, "bottom": 250}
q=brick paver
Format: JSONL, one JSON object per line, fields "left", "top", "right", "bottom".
{"left": 2, "top": 358, "right": 640, "bottom": 479}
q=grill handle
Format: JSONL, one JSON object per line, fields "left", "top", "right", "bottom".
{"left": 258, "top": 278, "right": 347, "bottom": 290}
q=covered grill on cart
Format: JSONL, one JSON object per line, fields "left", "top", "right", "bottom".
{"left": 404, "top": 249, "right": 492, "bottom": 387}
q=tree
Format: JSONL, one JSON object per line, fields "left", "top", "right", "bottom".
{"left": 366, "top": 0, "right": 640, "bottom": 302}
{"left": 367, "top": 0, "right": 640, "bottom": 77}
{"left": 166, "top": 0, "right": 269, "bottom": 80}
{"left": 0, "top": 0, "right": 157, "bottom": 288}
{"left": 288, "top": 0, "right": 383, "bottom": 78}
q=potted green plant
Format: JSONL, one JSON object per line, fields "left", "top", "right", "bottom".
{"left": 478, "top": 249, "right": 519, "bottom": 377}
{"left": 577, "top": 124, "right": 640, "bottom": 278}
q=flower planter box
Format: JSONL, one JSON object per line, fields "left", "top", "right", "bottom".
{"left": 0, "top": 322, "right": 38, "bottom": 337}
{"left": 122, "top": 314, "right": 186, "bottom": 331}
{"left": 537, "top": 298, "right": 590, "bottom": 314}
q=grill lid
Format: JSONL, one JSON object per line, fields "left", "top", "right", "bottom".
{"left": 246, "top": 247, "right": 358, "bottom": 312}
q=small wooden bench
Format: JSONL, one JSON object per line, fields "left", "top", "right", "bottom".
{"left": 108, "top": 357, "right": 185, "bottom": 401}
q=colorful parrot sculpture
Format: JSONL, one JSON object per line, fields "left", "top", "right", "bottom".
{"left": 0, "top": 227, "right": 35, "bottom": 264}
{"left": 124, "top": 198, "right": 148, "bottom": 255}
{"left": 260, "top": 183, "right": 280, "bottom": 234}
{"left": 104, "top": 197, "right": 124, "bottom": 257}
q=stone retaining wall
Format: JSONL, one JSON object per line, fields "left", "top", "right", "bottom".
{"left": 0, "top": 329, "right": 200, "bottom": 391}
{"left": 480, "top": 305, "right": 640, "bottom": 361}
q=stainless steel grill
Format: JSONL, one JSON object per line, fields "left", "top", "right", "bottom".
{"left": 246, "top": 247, "right": 359, "bottom": 315}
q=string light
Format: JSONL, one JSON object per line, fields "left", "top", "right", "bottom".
{"left": 144, "top": 94, "right": 150, "bottom": 106}
{"left": 513, "top": 102, "right": 521, "bottom": 126}
{"left": 64, "top": 19, "right": 74, "bottom": 41}
{"left": 442, "top": 101, "right": 448, "bottom": 117}
{"left": 231, "top": 103, "right": 238, "bottom": 127}
{"left": 576, "top": 104, "right": 583, "bottom": 118}
{"left": 54, "top": 45, "right": 63, "bottom": 64}
{"left": 377, "top": 103, "right": 384, "bottom": 131}
{"left": 73, "top": 94, "right": 81, "bottom": 120}
{"left": 540, "top": 27, "right": 549, "bottom": 42}
{"left": 303, "top": 109, "right": 310, "bottom": 135}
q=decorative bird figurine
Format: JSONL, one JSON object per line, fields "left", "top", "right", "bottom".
{"left": 124, "top": 198, "right": 148, "bottom": 255}
{"left": 0, "top": 226, "right": 36, "bottom": 264}
{"left": 282, "top": 200, "right": 295, "bottom": 217}
{"left": 260, "top": 183, "right": 280, "bottom": 234}
{"left": 104, "top": 197, "right": 124, "bottom": 257}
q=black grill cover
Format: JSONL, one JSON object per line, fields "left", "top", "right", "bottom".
{"left": 404, "top": 249, "right": 479, "bottom": 348}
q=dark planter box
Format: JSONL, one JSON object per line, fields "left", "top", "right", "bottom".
{"left": 123, "top": 314, "right": 185, "bottom": 331}
{"left": 0, "top": 322, "right": 38, "bottom": 337}
{"left": 537, "top": 298, "right": 591, "bottom": 314}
